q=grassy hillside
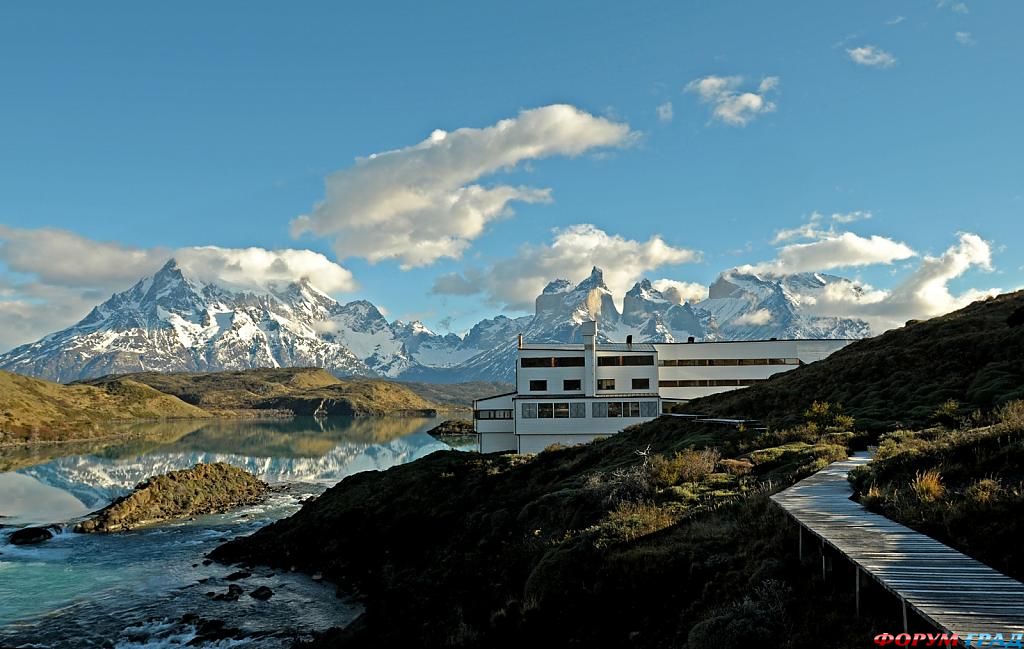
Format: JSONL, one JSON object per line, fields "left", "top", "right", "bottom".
{"left": 0, "top": 370, "right": 210, "bottom": 444}
{"left": 691, "top": 291, "right": 1024, "bottom": 431}
{"left": 82, "top": 368, "right": 442, "bottom": 416}
{"left": 399, "top": 381, "right": 513, "bottom": 408}
{"left": 212, "top": 292, "right": 1024, "bottom": 649}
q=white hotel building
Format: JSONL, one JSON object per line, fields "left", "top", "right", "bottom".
{"left": 473, "top": 321, "right": 852, "bottom": 454}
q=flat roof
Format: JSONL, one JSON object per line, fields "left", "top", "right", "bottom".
{"left": 519, "top": 338, "right": 855, "bottom": 351}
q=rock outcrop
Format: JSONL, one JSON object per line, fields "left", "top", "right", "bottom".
{"left": 75, "top": 463, "right": 268, "bottom": 533}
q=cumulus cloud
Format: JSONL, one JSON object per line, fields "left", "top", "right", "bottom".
{"left": 938, "top": 1, "right": 969, "bottom": 13}
{"left": 0, "top": 226, "right": 357, "bottom": 351}
{"left": 656, "top": 101, "right": 674, "bottom": 123}
{"left": 651, "top": 279, "right": 708, "bottom": 304}
{"left": 291, "top": 105, "right": 634, "bottom": 269}
{"left": 733, "top": 308, "right": 774, "bottom": 326}
{"left": 796, "top": 233, "right": 999, "bottom": 332}
{"left": 431, "top": 224, "right": 701, "bottom": 311}
{"left": 742, "top": 231, "right": 916, "bottom": 276}
{"left": 847, "top": 45, "right": 897, "bottom": 68}
{"left": 685, "top": 75, "right": 779, "bottom": 126}
{"left": 885, "top": 16, "right": 906, "bottom": 25}
{"left": 954, "top": 31, "right": 976, "bottom": 46}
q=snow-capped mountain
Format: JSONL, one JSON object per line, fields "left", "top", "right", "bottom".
{"left": 0, "top": 260, "right": 870, "bottom": 384}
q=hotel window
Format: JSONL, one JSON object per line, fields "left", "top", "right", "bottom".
{"left": 599, "top": 355, "right": 655, "bottom": 367}
{"left": 563, "top": 379, "right": 582, "bottom": 391}
{"left": 627, "top": 402, "right": 641, "bottom": 417}
{"left": 570, "top": 402, "right": 586, "bottom": 418}
{"left": 631, "top": 378, "right": 650, "bottom": 390}
{"left": 554, "top": 402, "right": 570, "bottom": 418}
{"left": 529, "top": 380, "right": 548, "bottom": 391}
{"left": 608, "top": 402, "right": 622, "bottom": 417}
{"left": 475, "top": 409, "right": 513, "bottom": 420}
{"left": 640, "top": 401, "right": 659, "bottom": 417}
{"left": 592, "top": 401, "right": 657, "bottom": 418}
{"left": 597, "top": 378, "right": 615, "bottom": 391}
{"left": 592, "top": 401, "right": 608, "bottom": 417}
{"left": 521, "top": 403, "right": 538, "bottom": 418}
{"left": 521, "top": 356, "right": 586, "bottom": 368}
{"left": 538, "top": 403, "right": 554, "bottom": 418}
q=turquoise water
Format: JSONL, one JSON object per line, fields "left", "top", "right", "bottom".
{"left": 0, "top": 417, "right": 457, "bottom": 648}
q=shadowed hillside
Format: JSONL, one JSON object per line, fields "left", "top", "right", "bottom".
{"left": 211, "top": 292, "right": 1024, "bottom": 649}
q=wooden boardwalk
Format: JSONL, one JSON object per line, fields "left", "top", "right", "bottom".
{"left": 771, "top": 454, "right": 1024, "bottom": 635}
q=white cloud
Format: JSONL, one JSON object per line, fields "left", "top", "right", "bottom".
{"left": 431, "top": 224, "right": 701, "bottom": 310}
{"left": 773, "top": 211, "right": 872, "bottom": 242}
{"left": 954, "top": 31, "right": 976, "bottom": 46}
{"left": 885, "top": 16, "right": 906, "bottom": 25}
{"left": 651, "top": 279, "right": 708, "bottom": 304}
{"left": 733, "top": 308, "right": 774, "bottom": 326}
{"left": 797, "top": 233, "right": 999, "bottom": 332}
{"left": 742, "top": 231, "right": 917, "bottom": 276}
{"left": 847, "top": 45, "right": 897, "bottom": 68}
{"left": 684, "top": 75, "right": 779, "bottom": 126}
{"left": 938, "top": 1, "right": 970, "bottom": 13}
{"left": 291, "top": 105, "right": 634, "bottom": 269}
{"left": 0, "top": 226, "right": 357, "bottom": 351}
{"left": 656, "top": 101, "right": 674, "bottom": 123}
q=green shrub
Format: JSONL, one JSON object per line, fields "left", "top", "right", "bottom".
{"left": 996, "top": 400, "right": 1024, "bottom": 431}
{"left": 720, "top": 458, "right": 753, "bottom": 476}
{"left": 933, "top": 399, "right": 962, "bottom": 428}
{"left": 602, "top": 501, "right": 676, "bottom": 544}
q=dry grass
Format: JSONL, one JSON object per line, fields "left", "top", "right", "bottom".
{"left": 911, "top": 469, "right": 945, "bottom": 502}
{"left": 649, "top": 448, "right": 721, "bottom": 487}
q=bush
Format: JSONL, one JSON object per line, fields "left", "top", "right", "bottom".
{"left": 804, "top": 400, "right": 855, "bottom": 432}
{"left": 649, "top": 449, "right": 721, "bottom": 488}
{"left": 964, "top": 478, "right": 1002, "bottom": 506}
{"left": 601, "top": 501, "right": 676, "bottom": 544}
{"left": 996, "top": 400, "right": 1024, "bottom": 431}
{"left": 584, "top": 464, "right": 653, "bottom": 506}
{"left": 720, "top": 458, "right": 753, "bottom": 476}
{"left": 933, "top": 399, "right": 961, "bottom": 428}
{"left": 911, "top": 470, "right": 945, "bottom": 502}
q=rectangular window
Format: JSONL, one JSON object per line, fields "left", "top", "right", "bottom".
{"left": 640, "top": 401, "right": 659, "bottom": 417}
{"left": 521, "top": 403, "right": 537, "bottom": 419}
{"left": 521, "top": 357, "right": 551, "bottom": 368}
{"left": 597, "top": 356, "right": 618, "bottom": 367}
{"left": 631, "top": 378, "right": 650, "bottom": 390}
{"left": 554, "top": 402, "right": 570, "bottom": 418}
{"left": 622, "top": 355, "right": 655, "bottom": 366}
{"left": 608, "top": 402, "right": 622, "bottom": 417}
{"left": 529, "top": 380, "right": 548, "bottom": 391}
{"left": 628, "top": 402, "right": 641, "bottom": 417}
{"left": 739, "top": 358, "right": 766, "bottom": 366}
{"left": 592, "top": 401, "right": 608, "bottom": 418}
{"left": 707, "top": 359, "right": 739, "bottom": 366}
{"left": 554, "top": 356, "right": 585, "bottom": 367}
{"left": 563, "top": 379, "right": 582, "bottom": 391}
{"left": 538, "top": 403, "right": 554, "bottom": 418}
{"left": 570, "top": 402, "right": 586, "bottom": 418}
{"left": 597, "top": 378, "right": 615, "bottom": 391}
{"left": 659, "top": 380, "right": 678, "bottom": 388}
{"left": 476, "top": 409, "right": 515, "bottom": 420}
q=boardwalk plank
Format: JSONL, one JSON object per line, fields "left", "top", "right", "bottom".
{"left": 771, "top": 454, "right": 1024, "bottom": 635}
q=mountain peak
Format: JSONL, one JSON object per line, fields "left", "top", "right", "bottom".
{"left": 575, "top": 266, "right": 608, "bottom": 291}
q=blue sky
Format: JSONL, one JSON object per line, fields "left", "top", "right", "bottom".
{"left": 0, "top": 1, "right": 1021, "bottom": 349}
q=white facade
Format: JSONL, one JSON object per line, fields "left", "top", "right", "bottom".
{"left": 473, "top": 321, "right": 853, "bottom": 453}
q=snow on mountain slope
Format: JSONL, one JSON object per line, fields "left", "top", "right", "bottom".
{"left": 0, "top": 260, "right": 871, "bottom": 385}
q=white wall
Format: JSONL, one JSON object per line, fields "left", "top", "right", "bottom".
{"left": 518, "top": 433, "right": 608, "bottom": 454}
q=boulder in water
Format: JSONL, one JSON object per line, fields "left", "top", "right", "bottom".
{"left": 249, "top": 586, "right": 274, "bottom": 601}
{"left": 9, "top": 526, "right": 54, "bottom": 545}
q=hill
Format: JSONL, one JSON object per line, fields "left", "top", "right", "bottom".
{"left": 211, "top": 292, "right": 1024, "bottom": 649}
{"left": 0, "top": 370, "right": 210, "bottom": 444}
{"left": 80, "top": 368, "right": 444, "bottom": 416}
{"left": 689, "top": 291, "right": 1024, "bottom": 431}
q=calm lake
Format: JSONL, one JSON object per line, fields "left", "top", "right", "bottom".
{"left": 0, "top": 416, "right": 465, "bottom": 648}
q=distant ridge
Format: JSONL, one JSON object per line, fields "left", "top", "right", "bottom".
{"left": 0, "top": 261, "right": 869, "bottom": 384}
